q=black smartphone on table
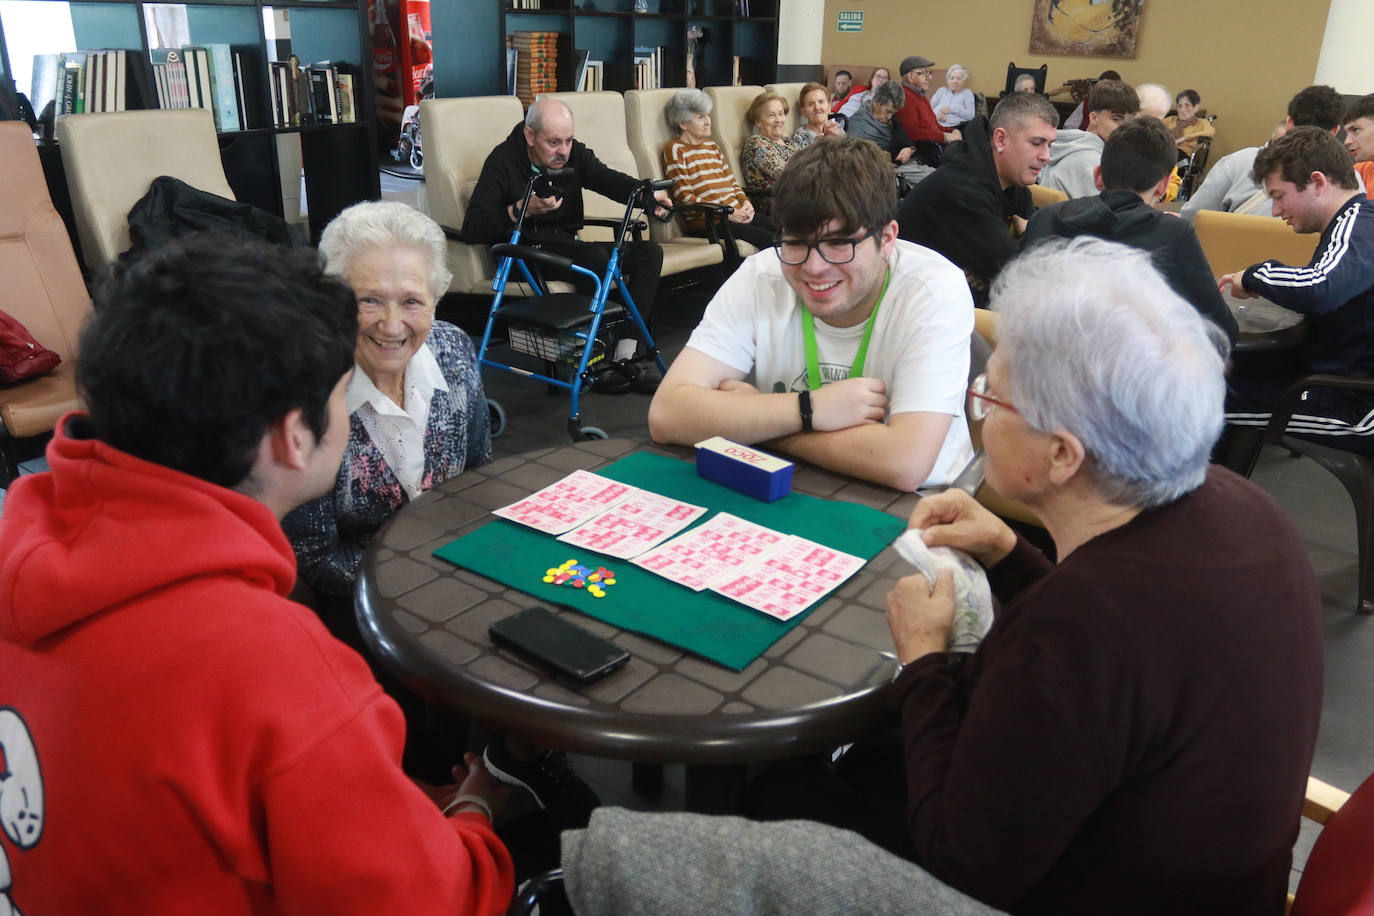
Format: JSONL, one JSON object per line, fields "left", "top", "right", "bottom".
{"left": 489, "top": 606, "right": 630, "bottom": 683}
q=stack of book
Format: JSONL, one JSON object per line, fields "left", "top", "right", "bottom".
{"left": 265, "top": 57, "right": 357, "bottom": 128}
{"left": 149, "top": 44, "right": 259, "bottom": 131}
{"left": 509, "top": 30, "right": 557, "bottom": 106}
{"left": 632, "top": 45, "right": 666, "bottom": 90}
{"left": 32, "top": 50, "right": 147, "bottom": 118}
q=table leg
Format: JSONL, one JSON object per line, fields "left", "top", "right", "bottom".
{"left": 684, "top": 762, "right": 748, "bottom": 814}
{"left": 632, "top": 761, "right": 664, "bottom": 798}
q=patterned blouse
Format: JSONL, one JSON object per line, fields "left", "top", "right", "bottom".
{"left": 282, "top": 320, "right": 491, "bottom": 598}
{"left": 742, "top": 133, "right": 805, "bottom": 215}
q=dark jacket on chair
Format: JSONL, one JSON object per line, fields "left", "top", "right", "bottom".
{"left": 462, "top": 121, "right": 642, "bottom": 245}
{"left": 1021, "top": 188, "right": 1239, "bottom": 345}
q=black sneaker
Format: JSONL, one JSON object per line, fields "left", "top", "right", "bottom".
{"left": 624, "top": 359, "right": 662, "bottom": 394}
{"left": 590, "top": 365, "right": 631, "bottom": 394}
{"left": 483, "top": 742, "right": 600, "bottom": 829}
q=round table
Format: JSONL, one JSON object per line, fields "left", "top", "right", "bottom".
{"left": 357, "top": 437, "right": 920, "bottom": 810}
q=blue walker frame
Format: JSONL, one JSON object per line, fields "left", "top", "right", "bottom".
{"left": 475, "top": 173, "right": 671, "bottom": 441}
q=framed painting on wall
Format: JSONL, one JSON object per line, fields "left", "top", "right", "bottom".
{"left": 1029, "top": 0, "right": 1144, "bottom": 58}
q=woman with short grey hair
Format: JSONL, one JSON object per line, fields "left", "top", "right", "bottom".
{"left": 751, "top": 237, "right": 1324, "bottom": 913}
{"left": 875, "top": 236, "right": 1321, "bottom": 910}
{"left": 285, "top": 199, "right": 489, "bottom": 601}
{"left": 662, "top": 87, "right": 774, "bottom": 249}
{"left": 929, "top": 64, "right": 975, "bottom": 129}
{"left": 847, "top": 81, "right": 933, "bottom": 193}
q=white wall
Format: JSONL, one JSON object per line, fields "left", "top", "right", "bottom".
{"left": 777, "top": 0, "right": 824, "bottom": 66}
{"left": 1315, "top": 0, "right": 1374, "bottom": 94}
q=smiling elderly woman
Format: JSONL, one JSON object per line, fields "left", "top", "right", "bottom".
{"left": 929, "top": 64, "right": 975, "bottom": 129}
{"left": 741, "top": 89, "right": 805, "bottom": 215}
{"left": 283, "top": 200, "right": 490, "bottom": 606}
{"left": 748, "top": 237, "right": 1324, "bottom": 914}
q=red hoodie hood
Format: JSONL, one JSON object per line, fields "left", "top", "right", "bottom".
{"left": 0, "top": 414, "right": 297, "bottom": 644}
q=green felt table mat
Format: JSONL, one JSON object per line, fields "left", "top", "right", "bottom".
{"left": 433, "top": 452, "right": 905, "bottom": 670}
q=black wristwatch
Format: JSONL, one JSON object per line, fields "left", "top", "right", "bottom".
{"left": 798, "top": 389, "right": 814, "bottom": 432}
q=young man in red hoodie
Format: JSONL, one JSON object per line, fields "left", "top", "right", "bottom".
{"left": 0, "top": 236, "right": 515, "bottom": 915}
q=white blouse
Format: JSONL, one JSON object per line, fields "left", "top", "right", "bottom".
{"left": 346, "top": 343, "right": 448, "bottom": 499}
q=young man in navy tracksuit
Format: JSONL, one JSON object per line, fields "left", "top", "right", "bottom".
{"left": 1221, "top": 126, "right": 1374, "bottom": 453}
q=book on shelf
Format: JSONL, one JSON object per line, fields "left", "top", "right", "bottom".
{"left": 306, "top": 67, "right": 336, "bottom": 124}
{"left": 59, "top": 52, "right": 87, "bottom": 115}
{"left": 506, "top": 48, "right": 518, "bottom": 95}
{"left": 35, "top": 49, "right": 143, "bottom": 117}
{"left": 336, "top": 73, "right": 357, "bottom": 123}
{"left": 233, "top": 49, "right": 254, "bottom": 129}
{"left": 573, "top": 49, "right": 590, "bottom": 92}
{"left": 203, "top": 44, "right": 240, "bottom": 131}
{"left": 586, "top": 61, "right": 602, "bottom": 92}
{"left": 290, "top": 55, "right": 311, "bottom": 126}
{"left": 150, "top": 48, "right": 189, "bottom": 109}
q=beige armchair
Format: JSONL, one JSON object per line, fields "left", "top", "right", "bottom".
{"left": 764, "top": 82, "right": 808, "bottom": 136}
{"left": 624, "top": 87, "right": 753, "bottom": 268}
{"left": 56, "top": 109, "right": 234, "bottom": 272}
{"left": 1193, "top": 209, "right": 1320, "bottom": 278}
{"left": 0, "top": 121, "right": 92, "bottom": 482}
{"left": 704, "top": 85, "right": 767, "bottom": 191}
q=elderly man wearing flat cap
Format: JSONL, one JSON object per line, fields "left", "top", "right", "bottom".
{"left": 895, "top": 54, "right": 961, "bottom": 167}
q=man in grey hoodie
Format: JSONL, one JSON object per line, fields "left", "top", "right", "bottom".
{"left": 1038, "top": 79, "right": 1138, "bottom": 198}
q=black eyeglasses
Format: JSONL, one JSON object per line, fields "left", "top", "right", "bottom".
{"left": 773, "top": 228, "right": 879, "bottom": 265}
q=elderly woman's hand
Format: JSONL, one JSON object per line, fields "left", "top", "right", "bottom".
{"left": 821, "top": 119, "right": 843, "bottom": 137}
{"left": 729, "top": 200, "right": 756, "bottom": 224}
{"left": 886, "top": 569, "right": 955, "bottom": 664}
{"left": 908, "top": 489, "right": 1018, "bottom": 569}
{"left": 895, "top": 146, "right": 915, "bottom": 164}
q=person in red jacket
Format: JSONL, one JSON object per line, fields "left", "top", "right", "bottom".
{"left": 895, "top": 54, "right": 961, "bottom": 167}
{"left": 0, "top": 235, "right": 516, "bottom": 916}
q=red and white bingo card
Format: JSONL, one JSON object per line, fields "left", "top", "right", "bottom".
{"left": 557, "top": 490, "right": 707, "bottom": 559}
{"left": 632, "top": 512, "right": 787, "bottom": 591}
{"left": 492, "top": 469, "right": 635, "bottom": 535}
{"left": 712, "top": 536, "right": 865, "bottom": 621}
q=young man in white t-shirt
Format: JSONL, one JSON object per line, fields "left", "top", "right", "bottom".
{"left": 648, "top": 135, "right": 974, "bottom": 491}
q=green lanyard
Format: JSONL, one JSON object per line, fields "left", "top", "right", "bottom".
{"left": 800, "top": 268, "right": 891, "bottom": 391}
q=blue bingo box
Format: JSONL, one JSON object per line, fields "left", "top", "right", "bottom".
{"left": 694, "top": 436, "right": 795, "bottom": 502}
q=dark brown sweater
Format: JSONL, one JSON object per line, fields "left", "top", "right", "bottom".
{"left": 894, "top": 466, "right": 1324, "bottom": 915}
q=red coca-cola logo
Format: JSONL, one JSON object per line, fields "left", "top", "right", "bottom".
{"left": 374, "top": 48, "right": 397, "bottom": 71}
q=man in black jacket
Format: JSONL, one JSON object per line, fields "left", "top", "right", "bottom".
{"left": 462, "top": 98, "right": 671, "bottom": 392}
{"left": 1221, "top": 127, "right": 1374, "bottom": 453}
{"left": 1020, "top": 116, "right": 1238, "bottom": 345}
{"left": 896, "top": 92, "right": 1058, "bottom": 305}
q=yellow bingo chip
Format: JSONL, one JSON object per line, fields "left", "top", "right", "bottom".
{"left": 604, "top": 578, "right": 616, "bottom": 585}
{"left": 543, "top": 575, "right": 554, "bottom": 583}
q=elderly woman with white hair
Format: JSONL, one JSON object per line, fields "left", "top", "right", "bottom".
{"left": 749, "top": 238, "right": 1323, "bottom": 914}
{"left": 284, "top": 199, "right": 490, "bottom": 603}
{"left": 929, "top": 64, "right": 975, "bottom": 130}
{"left": 661, "top": 87, "right": 775, "bottom": 250}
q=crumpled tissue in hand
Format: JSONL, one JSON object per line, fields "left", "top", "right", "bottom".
{"left": 893, "top": 528, "right": 994, "bottom": 654}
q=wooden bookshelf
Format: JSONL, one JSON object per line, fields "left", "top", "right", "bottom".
{"left": 497, "top": 0, "right": 778, "bottom": 98}
{"left": 0, "top": 0, "right": 381, "bottom": 245}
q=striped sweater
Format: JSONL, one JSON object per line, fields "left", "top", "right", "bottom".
{"left": 663, "top": 137, "right": 749, "bottom": 231}
{"left": 1241, "top": 195, "right": 1374, "bottom": 376}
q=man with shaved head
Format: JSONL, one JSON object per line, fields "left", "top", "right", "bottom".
{"left": 464, "top": 97, "right": 672, "bottom": 392}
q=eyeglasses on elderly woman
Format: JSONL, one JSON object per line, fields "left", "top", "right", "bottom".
{"left": 967, "top": 372, "right": 1018, "bottom": 421}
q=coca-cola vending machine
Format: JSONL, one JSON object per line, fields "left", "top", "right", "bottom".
{"left": 369, "top": 0, "right": 433, "bottom": 169}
